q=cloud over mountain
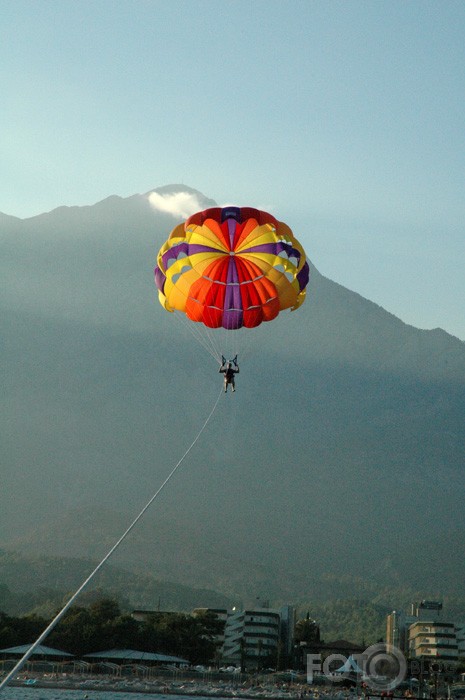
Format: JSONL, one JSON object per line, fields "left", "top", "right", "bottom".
{"left": 148, "top": 190, "right": 205, "bottom": 219}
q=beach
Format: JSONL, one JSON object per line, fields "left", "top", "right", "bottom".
{"left": 1, "top": 672, "right": 358, "bottom": 700}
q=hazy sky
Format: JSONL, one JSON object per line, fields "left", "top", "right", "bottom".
{"left": 1, "top": 0, "right": 464, "bottom": 339}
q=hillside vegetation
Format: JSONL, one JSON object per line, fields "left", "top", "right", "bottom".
{"left": 1, "top": 549, "right": 464, "bottom": 644}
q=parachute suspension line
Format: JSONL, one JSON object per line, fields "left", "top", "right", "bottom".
{"left": 173, "top": 312, "right": 220, "bottom": 364}
{"left": 0, "top": 387, "right": 224, "bottom": 693}
{"left": 198, "top": 320, "right": 222, "bottom": 364}
{"left": 203, "top": 325, "right": 224, "bottom": 365}
{"left": 201, "top": 306, "right": 224, "bottom": 365}
{"left": 170, "top": 306, "right": 260, "bottom": 369}
{"left": 233, "top": 329, "right": 244, "bottom": 363}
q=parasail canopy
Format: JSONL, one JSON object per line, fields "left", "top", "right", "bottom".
{"left": 155, "top": 206, "right": 309, "bottom": 330}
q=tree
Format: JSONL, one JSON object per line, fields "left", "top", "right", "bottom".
{"left": 295, "top": 614, "right": 320, "bottom": 644}
{"left": 0, "top": 599, "right": 225, "bottom": 663}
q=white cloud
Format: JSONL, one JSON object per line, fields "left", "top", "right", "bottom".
{"left": 148, "top": 191, "right": 203, "bottom": 219}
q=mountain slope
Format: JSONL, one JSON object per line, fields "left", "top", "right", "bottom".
{"left": 1, "top": 186, "right": 464, "bottom": 604}
{"left": 0, "top": 546, "right": 235, "bottom": 617}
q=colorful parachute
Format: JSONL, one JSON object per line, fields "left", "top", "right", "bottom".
{"left": 155, "top": 206, "right": 309, "bottom": 330}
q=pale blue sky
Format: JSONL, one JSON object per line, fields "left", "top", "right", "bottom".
{"left": 1, "top": 0, "right": 464, "bottom": 339}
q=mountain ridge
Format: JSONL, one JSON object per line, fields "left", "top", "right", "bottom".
{"left": 1, "top": 185, "right": 464, "bottom": 610}
{"left": 1, "top": 544, "right": 464, "bottom": 644}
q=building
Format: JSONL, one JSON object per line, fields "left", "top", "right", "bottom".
{"left": 295, "top": 637, "right": 363, "bottom": 672}
{"left": 131, "top": 609, "right": 177, "bottom": 623}
{"left": 456, "top": 624, "right": 465, "bottom": 657}
{"left": 408, "top": 620, "right": 458, "bottom": 663}
{"left": 386, "top": 601, "right": 460, "bottom": 665}
{"left": 415, "top": 601, "right": 443, "bottom": 621}
{"left": 194, "top": 605, "right": 295, "bottom": 671}
{"left": 386, "top": 610, "right": 417, "bottom": 654}
{"left": 279, "top": 606, "right": 296, "bottom": 658}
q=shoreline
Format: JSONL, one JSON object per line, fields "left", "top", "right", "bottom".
{"left": 6, "top": 673, "right": 337, "bottom": 698}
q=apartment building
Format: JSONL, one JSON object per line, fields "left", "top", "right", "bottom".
{"left": 386, "top": 601, "right": 459, "bottom": 665}
{"left": 408, "top": 620, "right": 458, "bottom": 663}
{"left": 195, "top": 605, "right": 295, "bottom": 670}
{"left": 386, "top": 610, "right": 417, "bottom": 653}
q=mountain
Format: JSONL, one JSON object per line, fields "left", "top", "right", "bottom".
{"left": 0, "top": 547, "right": 235, "bottom": 618}
{"left": 1, "top": 185, "right": 464, "bottom": 611}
